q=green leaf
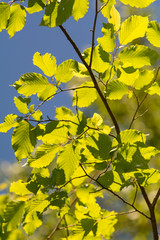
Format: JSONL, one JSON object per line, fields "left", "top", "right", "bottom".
{"left": 32, "top": 110, "right": 43, "bottom": 121}
{"left": 51, "top": 168, "right": 66, "bottom": 186}
{"left": 83, "top": 45, "right": 111, "bottom": 73}
{"left": 23, "top": 211, "right": 42, "bottom": 236}
{"left": 6, "top": 3, "right": 26, "bottom": 38}
{"left": 28, "top": 144, "right": 59, "bottom": 168}
{"left": 10, "top": 180, "right": 32, "bottom": 196}
{"left": 55, "top": 59, "right": 88, "bottom": 83}
{"left": 119, "top": 0, "right": 156, "bottom": 8}
{"left": 56, "top": 106, "right": 74, "bottom": 120}
{"left": 108, "top": 6, "right": 121, "bottom": 32}
{"left": 3, "top": 201, "right": 25, "bottom": 232}
{"left": 146, "top": 21, "right": 160, "bottom": 48}
{"left": 33, "top": 52, "right": 57, "bottom": 77}
{"left": 119, "top": 15, "right": 148, "bottom": 45}
{"left": 118, "top": 45, "right": 159, "bottom": 68}
{"left": 81, "top": 218, "right": 96, "bottom": 237}
{"left": 0, "top": 2, "right": 10, "bottom": 32}
{"left": 72, "top": 0, "right": 89, "bottom": 21}
{"left": 97, "top": 23, "right": 115, "bottom": 52}
{"left": 14, "top": 72, "right": 57, "bottom": 100}
{"left": 14, "top": 96, "right": 29, "bottom": 114}
{"left": 72, "top": 81, "right": 98, "bottom": 107}
{"left": 118, "top": 67, "right": 139, "bottom": 85}
{"left": 133, "top": 69, "right": 154, "bottom": 90}
{"left": 100, "top": 0, "right": 116, "bottom": 19}
{"left": 0, "top": 114, "right": 18, "bottom": 133}
{"left": 146, "top": 79, "right": 160, "bottom": 96}
{"left": 98, "top": 170, "right": 122, "bottom": 192}
{"left": 105, "top": 80, "right": 129, "bottom": 100}
{"left": 26, "top": 0, "right": 46, "bottom": 14}
{"left": 12, "top": 120, "right": 36, "bottom": 161}
{"left": 40, "top": 0, "right": 74, "bottom": 28}
{"left": 86, "top": 134, "right": 112, "bottom": 160}
{"left": 57, "top": 144, "right": 80, "bottom": 180}
{"left": 96, "top": 214, "right": 117, "bottom": 239}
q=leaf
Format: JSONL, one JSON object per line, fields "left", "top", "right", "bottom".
{"left": 97, "top": 23, "right": 115, "bottom": 52}
{"left": 146, "top": 21, "right": 160, "bottom": 48}
{"left": 105, "top": 80, "right": 129, "bottom": 100}
{"left": 72, "top": 81, "right": 98, "bottom": 107}
{"left": 40, "top": 0, "right": 74, "bottom": 28}
{"left": 28, "top": 144, "right": 59, "bottom": 168}
{"left": 14, "top": 96, "right": 29, "bottom": 114}
{"left": 26, "top": 0, "right": 46, "bottom": 14}
{"left": 56, "top": 106, "right": 74, "bottom": 120}
{"left": 10, "top": 180, "right": 32, "bottom": 196}
{"left": 14, "top": 72, "right": 57, "bottom": 100}
{"left": 118, "top": 45, "right": 159, "bottom": 68}
{"left": 6, "top": 3, "right": 26, "bottom": 38}
{"left": 51, "top": 168, "right": 66, "bottom": 186}
{"left": 133, "top": 69, "right": 154, "bottom": 90}
{"left": 57, "top": 144, "right": 80, "bottom": 180}
{"left": 72, "top": 0, "right": 89, "bottom": 21}
{"left": 32, "top": 110, "right": 43, "bottom": 121}
{"left": 118, "top": 67, "right": 139, "bottom": 85}
{"left": 33, "top": 52, "right": 57, "bottom": 77}
{"left": 119, "top": 0, "right": 156, "bottom": 8}
{"left": 86, "top": 134, "right": 112, "bottom": 160}
{"left": 81, "top": 218, "right": 96, "bottom": 237}
{"left": 55, "top": 59, "right": 88, "bottom": 83}
{"left": 98, "top": 170, "right": 122, "bottom": 192}
{"left": 3, "top": 201, "right": 25, "bottom": 232}
{"left": 0, "top": 114, "right": 18, "bottom": 133}
{"left": 96, "top": 214, "right": 117, "bottom": 239}
{"left": 83, "top": 45, "right": 111, "bottom": 73}
{"left": 100, "top": 0, "right": 116, "bottom": 19}
{"left": 12, "top": 120, "right": 37, "bottom": 161}
{"left": 119, "top": 15, "right": 149, "bottom": 45}
{"left": 146, "top": 79, "right": 160, "bottom": 96}
{"left": 0, "top": 2, "right": 10, "bottom": 32}
{"left": 23, "top": 211, "right": 42, "bottom": 235}
{"left": 108, "top": 6, "right": 121, "bottom": 32}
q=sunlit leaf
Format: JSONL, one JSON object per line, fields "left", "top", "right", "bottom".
{"left": 146, "top": 79, "right": 160, "bottom": 96}
{"left": 0, "top": 114, "right": 18, "bottom": 133}
{"left": 3, "top": 201, "right": 25, "bottom": 232}
{"left": 72, "top": 81, "right": 97, "bottom": 107}
{"left": 105, "top": 80, "right": 129, "bottom": 100}
{"left": 12, "top": 120, "right": 36, "bottom": 161}
{"left": 10, "top": 180, "right": 32, "bottom": 196}
{"left": 119, "top": 0, "right": 156, "bottom": 8}
{"left": 14, "top": 96, "right": 29, "bottom": 114}
{"left": 118, "top": 45, "right": 159, "bottom": 68}
{"left": 119, "top": 15, "right": 148, "bottom": 45}
{"left": 6, "top": 3, "right": 26, "bottom": 38}
{"left": 108, "top": 6, "right": 121, "bottom": 32}
{"left": 26, "top": 0, "right": 46, "bottom": 14}
{"left": 97, "top": 23, "right": 115, "bottom": 52}
{"left": 0, "top": 2, "right": 10, "bottom": 32}
{"left": 146, "top": 21, "right": 160, "bottom": 48}
{"left": 33, "top": 52, "right": 57, "bottom": 77}
{"left": 100, "top": 0, "right": 116, "bottom": 19}
{"left": 72, "top": 0, "right": 89, "bottom": 21}
{"left": 133, "top": 69, "right": 154, "bottom": 89}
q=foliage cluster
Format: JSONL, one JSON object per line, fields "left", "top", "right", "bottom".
{"left": 1, "top": 0, "right": 160, "bottom": 239}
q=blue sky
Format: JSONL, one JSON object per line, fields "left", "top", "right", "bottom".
{"left": 0, "top": 1, "right": 160, "bottom": 162}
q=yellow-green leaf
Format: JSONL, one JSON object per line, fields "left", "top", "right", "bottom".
{"left": 6, "top": 3, "right": 26, "bottom": 38}
{"left": 10, "top": 180, "right": 32, "bottom": 196}
{"left": 119, "top": 0, "right": 156, "bottom": 8}
{"left": 14, "top": 96, "right": 29, "bottom": 114}
{"left": 72, "top": 0, "right": 89, "bottom": 21}
{"left": 33, "top": 52, "right": 57, "bottom": 77}
{"left": 26, "top": 0, "right": 46, "bottom": 14}
{"left": 108, "top": 6, "right": 121, "bottom": 32}
{"left": 0, "top": 2, "right": 10, "bottom": 32}
{"left": 0, "top": 114, "right": 18, "bottom": 133}
{"left": 119, "top": 15, "right": 149, "bottom": 45}
{"left": 146, "top": 21, "right": 160, "bottom": 48}
{"left": 105, "top": 80, "right": 129, "bottom": 100}
{"left": 97, "top": 23, "right": 115, "bottom": 52}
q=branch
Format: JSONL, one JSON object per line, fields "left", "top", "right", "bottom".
{"left": 152, "top": 188, "right": 160, "bottom": 208}
{"left": 89, "top": 0, "right": 98, "bottom": 67}
{"left": 59, "top": 25, "right": 120, "bottom": 135}
{"left": 79, "top": 163, "right": 150, "bottom": 219}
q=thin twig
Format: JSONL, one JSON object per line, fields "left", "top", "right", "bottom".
{"left": 152, "top": 188, "right": 160, "bottom": 208}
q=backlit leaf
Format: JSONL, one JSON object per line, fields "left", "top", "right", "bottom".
{"left": 119, "top": 0, "right": 156, "bottom": 8}
{"left": 118, "top": 45, "right": 159, "bottom": 68}
{"left": 57, "top": 144, "right": 80, "bottom": 180}
{"left": 0, "top": 114, "right": 18, "bottom": 133}
{"left": 146, "top": 21, "right": 160, "bottom": 48}
{"left": 72, "top": 81, "right": 97, "bottom": 107}
{"left": 27, "top": 0, "right": 46, "bottom": 14}
{"left": 133, "top": 69, "right": 154, "bottom": 89}
{"left": 3, "top": 201, "right": 25, "bottom": 232}
{"left": 100, "top": 0, "right": 116, "bottom": 19}
{"left": 33, "top": 52, "right": 57, "bottom": 77}
{"left": 108, "top": 6, "right": 121, "bottom": 32}
{"left": 146, "top": 79, "right": 160, "bottom": 96}
{"left": 105, "top": 80, "right": 129, "bottom": 100}
{"left": 6, "top": 3, "right": 26, "bottom": 38}
{"left": 14, "top": 96, "right": 29, "bottom": 114}
{"left": 0, "top": 2, "right": 10, "bottom": 32}
{"left": 119, "top": 15, "right": 148, "bottom": 45}
{"left": 97, "top": 23, "right": 115, "bottom": 52}
{"left": 12, "top": 120, "right": 36, "bottom": 161}
{"left": 10, "top": 180, "right": 32, "bottom": 196}
{"left": 72, "top": 0, "right": 89, "bottom": 21}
